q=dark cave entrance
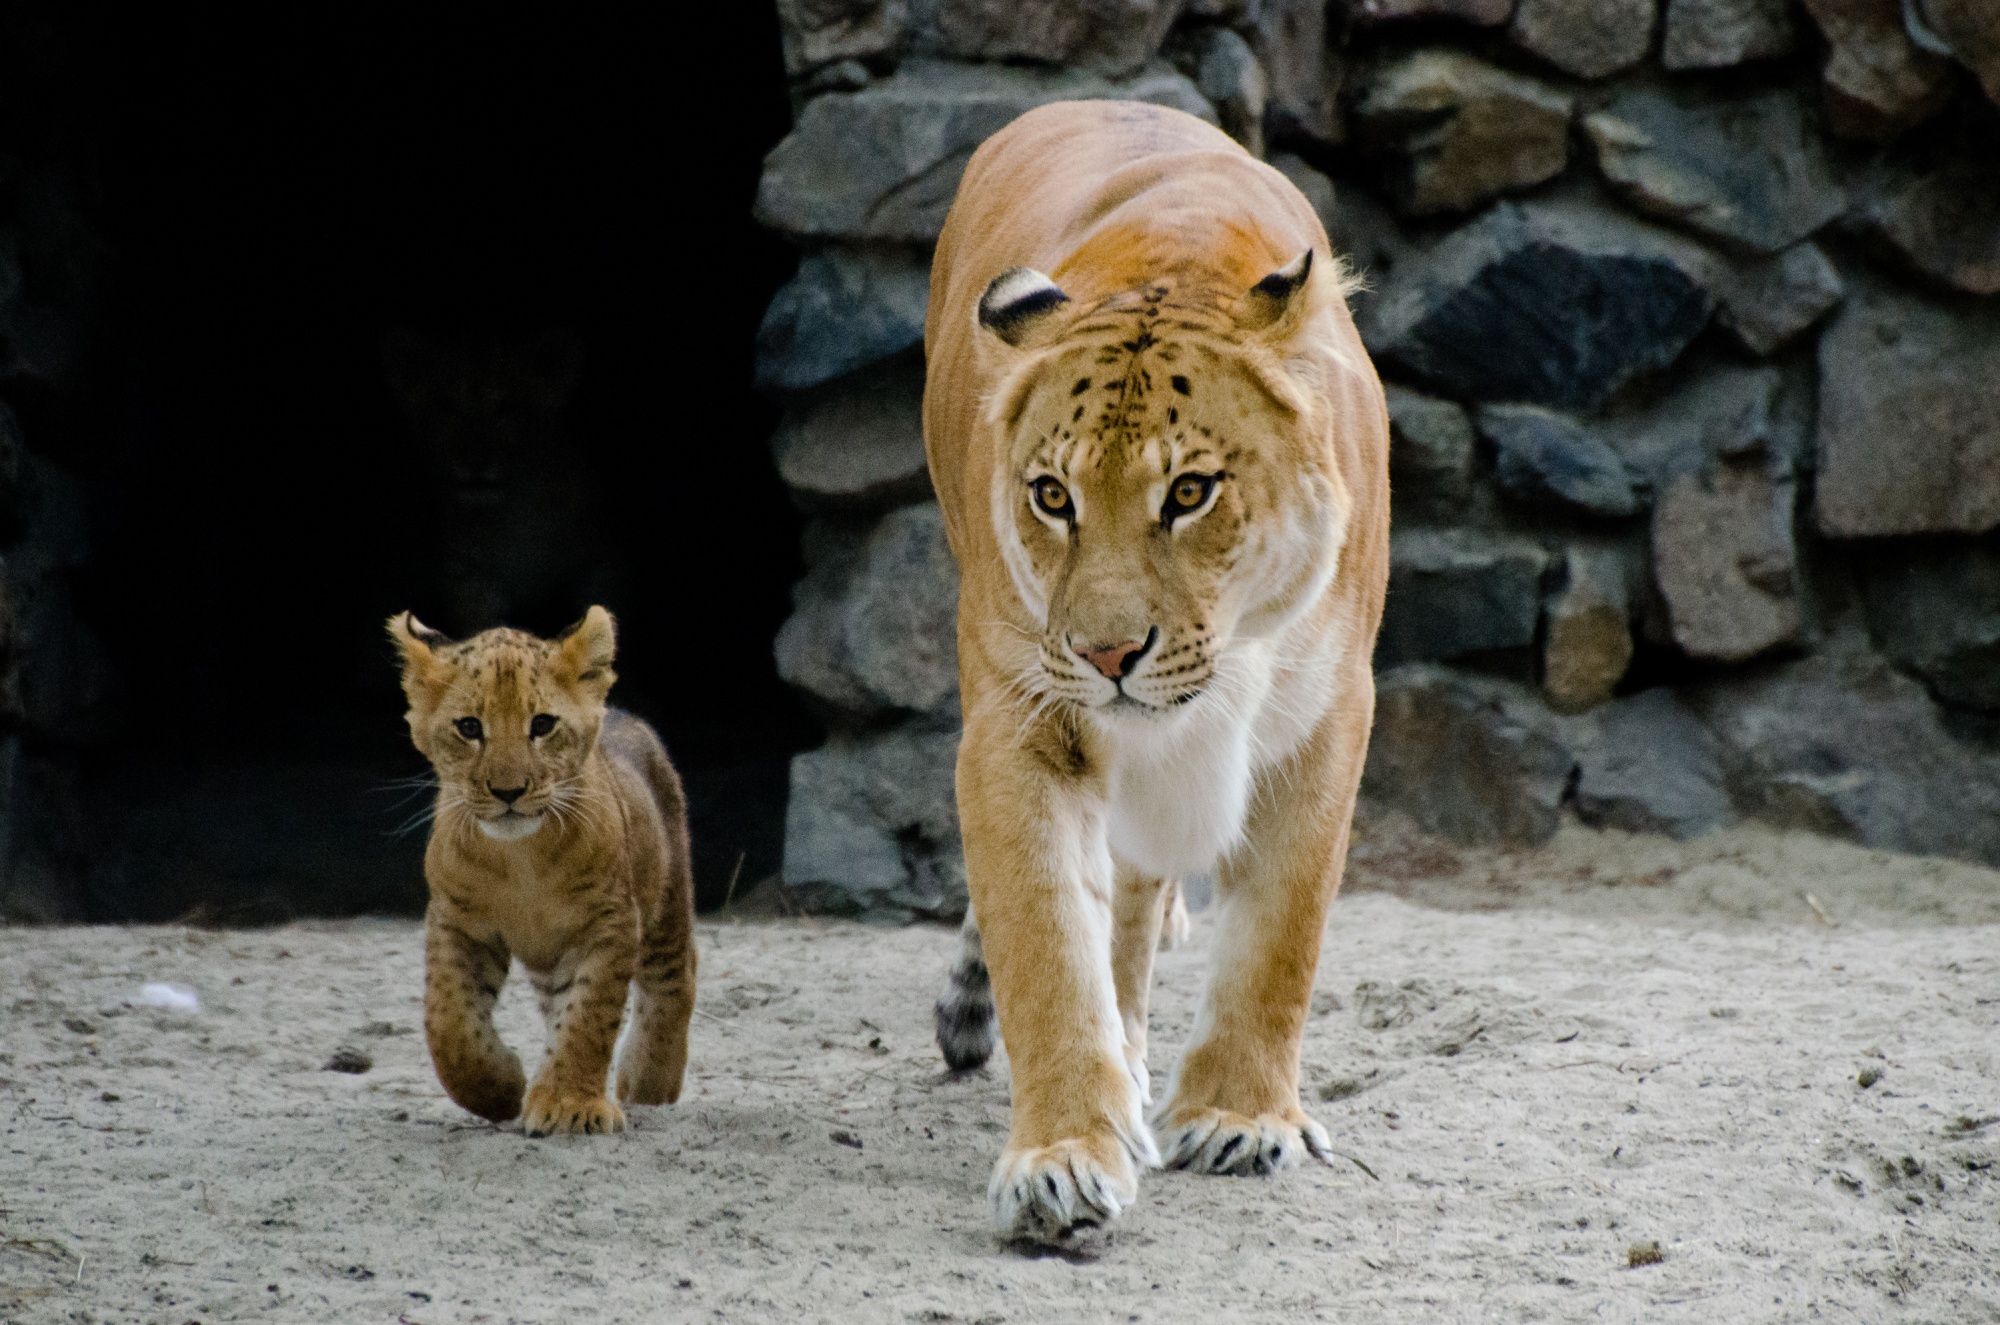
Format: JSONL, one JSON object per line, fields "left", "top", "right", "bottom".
{"left": 9, "top": 11, "right": 813, "bottom": 920}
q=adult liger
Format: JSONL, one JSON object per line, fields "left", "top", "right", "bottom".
{"left": 925, "top": 102, "right": 1389, "bottom": 1241}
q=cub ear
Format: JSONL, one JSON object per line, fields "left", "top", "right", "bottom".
{"left": 977, "top": 268, "right": 1071, "bottom": 348}
{"left": 556, "top": 605, "right": 618, "bottom": 693}
{"left": 1235, "top": 248, "right": 1315, "bottom": 334}
{"left": 387, "top": 612, "right": 450, "bottom": 697}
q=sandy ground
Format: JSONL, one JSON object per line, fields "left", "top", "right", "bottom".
{"left": 3, "top": 819, "right": 1998, "bottom": 1324}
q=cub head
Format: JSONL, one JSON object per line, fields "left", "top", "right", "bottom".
{"left": 976, "top": 250, "right": 1354, "bottom": 726}
{"left": 390, "top": 606, "right": 617, "bottom": 843}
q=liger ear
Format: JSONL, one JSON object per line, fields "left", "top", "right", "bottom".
{"left": 557, "top": 605, "right": 617, "bottom": 694}
{"left": 387, "top": 612, "right": 449, "bottom": 698}
{"left": 1235, "top": 248, "right": 1315, "bottom": 334}
{"left": 977, "top": 267, "right": 1071, "bottom": 349}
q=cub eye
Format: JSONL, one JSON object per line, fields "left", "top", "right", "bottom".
{"left": 529, "top": 714, "right": 557, "bottom": 738}
{"left": 1163, "top": 473, "right": 1219, "bottom": 522}
{"left": 454, "top": 717, "right": 483, "bottom": 741}
{"left": 1030, "top": 477, "right": 1073, "bottom": 520}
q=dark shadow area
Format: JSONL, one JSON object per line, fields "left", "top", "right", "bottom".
{"left": 5, "top": 10, "right": 813, "bottom": 921}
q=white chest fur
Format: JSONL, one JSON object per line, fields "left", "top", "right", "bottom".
{"left": 1100, "top": 634, "right": 1339, "bottom": 879}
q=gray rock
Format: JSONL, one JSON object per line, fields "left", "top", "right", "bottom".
{"left": 776, "top": 0, "right": 906, "bottom": 75}
{"left": 1716, "top": 242, "right": 1844, "bottom": 355}
{"left": 1696, "top": 639, "right": 2000, "bottom": 867}
{"left": 755, "top": 61, "right": 1214, "bottom": 242}
{"left": 1353, "top": 50, "right": 1572, "bottom": 217}
{"left": 1245, "top": 0, "right": 1345, "bottom": 146}
{"left": 1566, "top": 688, "right": 1732, "bottom": 838}
{"left": 1509, "top": 0, "right": 1656, "bottom": 78}
{"left": 775, "top": 502, "right": 960, "bottom": 718}
{"left": 1543, "top": 543, "right": 1635, "bottom": 713}
{"left": 1477, "top": 404, "right": 1644, "bottom": 518}
{"left": 1849, "top": 140, "right": 2000, "bottom": 296}
{"left": 1367, "top": 200, "right": 1721, "bottom": 411}
{"left": 1908, "top": 0, "right": 2000, "bottom": 108}
{"left": 1363, "top": 664, "right": 1577, "bottom": 845}
{"left": 1584, "top": 87, "right": 1845, "bottom": 254}
{"left": 1378, "top": 527, "right": 1550, "bottom": 666}
{"left": 1800, "top": 0, "right": 1953, "bottom": 141}
{"left": 1168, "top": 25, "right": 1268, "bottom": 156}
{"left": 1815, "top": 275, "right": 2000, "bottom": 537}
{"left": 1348, "top": 0, "right": 1514, "bottom": 25}
{"left": 1599, "top": 360, "right": 1791, "bottom": 488}
{"left": 754, "top": 246, "right": 930, "bottom": 394}
{"left": 1651, "top": 452, "right": 1801, "bottom": 661}
{"left": 770, "top": 357, "right": 931, "bottom": 508}
{"left": 783, "top": 725, "right": 966, "bottom": 918}
{"left": 1858, "top": 535, "right": 2000, "bottom": 712}
{"left": 1661, "top": 0, "right": 1795, "bottom": 67}
{"left": 924, "top": 0, "right": 1183, "bottom": 76}
{"left": 1386, "top": 386, "right": 1477, "bottom": 521}
{"left": 1270, "top": 153, "right": 1338, "bottom": 234}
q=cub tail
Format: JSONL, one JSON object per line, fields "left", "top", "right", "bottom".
{"left": 935, "top": 914, "right": 996, "bottom": 1072}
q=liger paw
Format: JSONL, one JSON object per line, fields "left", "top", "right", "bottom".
{"left": 522, "top": 1084, "right": 627, "bottom": 1137}
{"left": 1154, "top": 1106, "right": 1330, "bottom": 1176}
{"left": 989, "top": 1133, "right": 1145, "bottom": 1244}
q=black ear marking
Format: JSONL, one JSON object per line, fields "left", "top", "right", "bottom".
{"left": 404, "top": 614, "right": 450, "bottom": 647}
{"left": 977, "top": 268, "right": 1071, "bottom": 347}
{"left": 1240, "top": 249, "right": 1315, "bottom": 330}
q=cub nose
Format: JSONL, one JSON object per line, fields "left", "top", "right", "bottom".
{"left": 1075, "top": 630, "right": 1156, "bottom": 681}
{"left": 490, "top": 784, "right": 528, "bottom": 805}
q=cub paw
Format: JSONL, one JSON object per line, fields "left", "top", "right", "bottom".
{"left": 1155, "top": 1106, "right": 1330, "bottom": 1176}
{"left": 989, "top": 1134, "right": 1143, "bottom": 1244}
{"left": 522, "top": 1084, "right": 627, "bottom": 1137}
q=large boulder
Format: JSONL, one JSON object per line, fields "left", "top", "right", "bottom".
{"left": 1858, "top": 534, "right": 2000, "bottom": 712}
{"left": 782, "top": 724, "right": 966, "bottom": 919}
{"left": 1244, "top": 0, "right": 1346, "bottom": 145}
{"left": 1908, "top": 0, "right": 2000, "bottom": 107}
{"left": 1799, "top": 0, "right": 1953, "bottom": 141}
{"left": 1660, "top": 0, "right": 1795, "bottom": 68}
{"left": 1814, "top": 275, "right": 2000, "bottom": 537}
{"left": 1377, "top": 527, "right": 1549, "bottom": 666}
{"left": 1598, "top": 359, "right": 1796, "bottom": 487}
{"left": 769, "top": 357, "right": 931, "bottom": 509}
{"left": 1509, "top": 0, "right": 1656, "bottom": 79}
{"left": 1352, "top": 50, "right": 1572, "bottom": 217}
{"left": 1567, "top": 687, "right": 1732, "bottom": 839}
{"left": 922, "top": 0, "right": 1183, "bottom": 76}
{"left": 755, "top": 60, "right": 1214, "bottom": 242}
{"left": 754, "top": 246, "right": 930, "bottom": 394}
{"left": 1363, "top": 664, "right": 1576, "bottom": 845}
{"left": 1716, "top": 242, "right": 1844, "bottom": 355}
{"left": 775, "top": 0, "right": 906, "bottom": 75}
{"left": 1650, "top": 452, "right": 1801, "bottom": 662}
{"left": 1695, "top": 640, "right": 2000, "bottom": 867}
{"left": 1541, "top": 543, "right": 1635, "bottom": 713}
{"left": 1385, "top": 385, "right": 1478, "bottom": 522}
{"left": 775, "top": 502, "right": 960, "bottom": 720}
{"left": 1847, "top": 138, "right": 2000, "bottom": 296}
{"left": 1476, "top": 404, "right": 1644, "bottom": 518}
{"left": 1583, "top": 87, "right": 1845, "bottom": 254}
{"left": 1167, "top": 25, "right": 1268, "bottom": 156}
{"left": 1366, "top": 200, "right": 1721, "bottom": 411}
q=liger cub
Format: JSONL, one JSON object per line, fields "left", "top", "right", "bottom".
{"left": 391, "top": 606, "right": 697, "bottom": 1135}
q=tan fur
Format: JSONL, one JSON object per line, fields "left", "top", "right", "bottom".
{"left": 924, "top": 102, "right": 1389, "bottom": 1239}
{"left": 391, "top": 606, "right": 697, "bottom": 1135}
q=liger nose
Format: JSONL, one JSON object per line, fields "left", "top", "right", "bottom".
{"left": 490, "top": 784, "right": 528, "bottom": 805}
{"left": 1075, "top": 629, "right": 1157, "bottom": 681}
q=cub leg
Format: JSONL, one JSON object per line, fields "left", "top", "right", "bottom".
{"left": 424, "top": 911, "right": 525, "bottom": 1123}
{"left": 1155, "top": 702, "right": 1369, "bottom": 1176}
{"left": 523, "top": 920, "right": 637, "bottom": 1136}
{"left": 960, "top": 730, "right": 1155, "bottom": 1243}
{"left": 616, "top": 867, "right": 698, "bottom": 1106}
{"left": 934, "top": 912, "right": 996, "bottom": 1072}
{"left": 1110, "top": 864, "right": 1174, "bottom": 1104}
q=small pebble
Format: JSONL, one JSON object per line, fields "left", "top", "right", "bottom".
{"left": 1627, "top": 1241, "right": 1664, "bottom": 1268}
{"left": 324, "top": 1046, "right": 373, "bottom": 1074}
{"left": 1857, "top": 1066, "right": 1883, "bottom": 1089}
{"left": 829, "top": 1129, "right": 864, "bottom": 1150}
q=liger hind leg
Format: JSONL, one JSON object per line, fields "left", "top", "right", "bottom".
{"left": 424, "top": 914, "right": 525, "bottom": 1123}
{"left": 616, "top": 899, "right": 697, "bottom": 1106}
{"left": 1110, "top": 864, "right": 1175, "bottom": 1104}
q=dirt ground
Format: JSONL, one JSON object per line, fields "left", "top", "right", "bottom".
{"left": 3, "top": 818, "right": 1997, "bottom": 1324}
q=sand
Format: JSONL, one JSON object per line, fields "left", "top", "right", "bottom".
{"left": 3, "top": 818, "right": 1997, "bottom": 1323}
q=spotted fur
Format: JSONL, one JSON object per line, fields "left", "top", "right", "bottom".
{"left": 391, "top": 606, "right": 696, "bottom": 1135}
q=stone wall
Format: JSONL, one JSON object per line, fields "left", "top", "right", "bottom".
{"left": 755, "top": 0, "right": 2000, "bottom": 919}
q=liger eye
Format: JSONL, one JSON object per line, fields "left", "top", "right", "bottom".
{"left": 1031, "top": 477, "right": 1073, "bottom": 519}
{"left": 529, "top": 714, "right": 557, "bottom": 738}
{"left": 1164, "top": 473, "right": 1219, "bottom": 521}
{"left": 454, "top": 717, "right": 483, "bottom": 741}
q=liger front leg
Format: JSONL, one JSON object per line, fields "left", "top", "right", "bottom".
{"left": 424, "top": 909, "right": 525, "bottom": 1123}
{"left": 1155, "top": 701, "right": 1370, "bottom": 1176}
{"left": 523, "top": 916, "right": 637, "bottom": 1136}
{"left": 958, "top": 723, "right": 1156, "bottom": 1243}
